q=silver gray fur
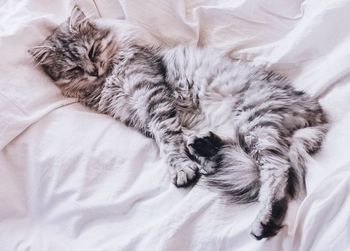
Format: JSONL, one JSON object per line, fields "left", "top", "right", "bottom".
{"left": 29, "top": 6, "right": 328, "bottom": 240}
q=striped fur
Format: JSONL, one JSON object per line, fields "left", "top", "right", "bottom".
{"left": 30, "top": 7, "right": 328, "bottom": 240}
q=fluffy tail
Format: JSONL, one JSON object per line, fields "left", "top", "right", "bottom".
{"left": 202, "top": 122, "right": 328, "bottom": 203}
{"left": 287, "top": 124, "right": 328, "bottom": 198}
{"left": 204, "top": 142, "right": 261, "bottom": 204}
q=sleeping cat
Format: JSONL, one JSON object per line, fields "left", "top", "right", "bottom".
{"left": 29, "top": 6, "right": 328, "bottom": 240}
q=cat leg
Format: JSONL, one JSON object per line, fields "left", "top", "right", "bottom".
{"left": 147, "top": 99, "right": 199, "bottom": 187}
{"left": 249, "top": 129, "right": 291, "bottom": 240}
{"left": 187, "top": 131, "right": 224, "bottom": 174}
{"left": 101, "top": 78, "right": 198, "bottom": 187}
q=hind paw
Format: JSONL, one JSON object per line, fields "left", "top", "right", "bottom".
{"left": 250, "top": 219, "right": 283, "bottom": 240}
{"left": 187, "top": 131, "right": 223, "bottom": 157}
{"left": 187, "top": 132, "right": 223, "bottom": 175}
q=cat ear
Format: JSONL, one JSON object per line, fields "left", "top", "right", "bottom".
{"left": 69, "top": 5, "right": 86, "bottom": 32}
{"left": 28, "top": 45, "right": 61, "bottom": 81}
{"left": 28, "top": 44, "right": 54, "bottom": 66}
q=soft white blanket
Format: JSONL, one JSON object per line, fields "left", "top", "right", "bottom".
{"left": 0, "top": 0, "right": 349, "bottom": 250}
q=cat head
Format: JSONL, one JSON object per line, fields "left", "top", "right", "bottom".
{"left": 29, "top": 6, "right": 117, "bottom": 95}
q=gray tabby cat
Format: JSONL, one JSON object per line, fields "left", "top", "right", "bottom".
{"left": 29, "top": 6, "right": 328, "bottom": 240}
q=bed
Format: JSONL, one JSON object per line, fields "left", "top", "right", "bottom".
{"left": 0, "top": 0, "right": 349, "bottom": 250}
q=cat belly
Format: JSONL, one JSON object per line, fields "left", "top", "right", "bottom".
{"left": 182, "top": 97, "right": 237, "bottom": 142}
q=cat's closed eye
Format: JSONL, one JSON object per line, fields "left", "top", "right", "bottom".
{"left": 88, "top": 44, "right": 96, "bottom": 61}
{"left": 66, "top": 66, "right": 83, "bottom": 76}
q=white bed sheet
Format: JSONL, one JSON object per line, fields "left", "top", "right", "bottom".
{"left": 0, "top": 0, "right": 349, "bottom": 250}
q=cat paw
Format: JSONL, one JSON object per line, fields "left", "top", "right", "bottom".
{"left": 187, "top": 131, "right": 223, "bottom": 175}
{"left": 187, "top": 131, "right": 223, "bottom": 158}
{"left": 198, "top": 159, "right": 217, "bottom": 175}
{"left": 170, "top": 160, "right": 199, "bottom": 187}
{"left": 250, "top": 219, "right": 283, "bottom": 240}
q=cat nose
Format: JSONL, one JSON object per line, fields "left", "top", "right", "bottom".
{"left": 90, "top": 68, "right": 99, "bottom": 77}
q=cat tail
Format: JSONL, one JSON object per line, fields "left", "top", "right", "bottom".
{"left": 205, "top": 141, "right": 261, "bottom": 204}
{"left": 287, "top": 124, "right": 328, "bottom": 198}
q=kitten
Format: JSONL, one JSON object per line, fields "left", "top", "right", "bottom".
{"left": 29, "top": 6, "right": 328, "bottom": 240}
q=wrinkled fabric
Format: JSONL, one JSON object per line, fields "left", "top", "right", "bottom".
{"left": 0, "top": 0, "right": 349, "bottom": 250}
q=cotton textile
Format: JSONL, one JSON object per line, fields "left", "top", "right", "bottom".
{"left": 0, "top": 0, "right": 349, "bottom": 250}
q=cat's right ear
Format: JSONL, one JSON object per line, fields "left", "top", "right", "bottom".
{"left": 69, "top": 5, "right": 86, "bottom": 32}
{"left": 28, "top": 44, "right": 53, "bottom": 66}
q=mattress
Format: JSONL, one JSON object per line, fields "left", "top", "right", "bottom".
{"left": 0, "top": 0, "right": 349, "bottom": 250}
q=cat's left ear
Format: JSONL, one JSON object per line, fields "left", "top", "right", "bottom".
{"left": 69, "top": 5, "right": 86, "bottom": 32}
{"left": 28, "top": 44, "right": 54, "bottom": 65}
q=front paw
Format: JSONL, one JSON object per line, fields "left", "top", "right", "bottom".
{"left": 250, "top": 219, "right": 283, "bottom": 240}
{"left": 170, "top": 160, "right": 199, "bottom": 187}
